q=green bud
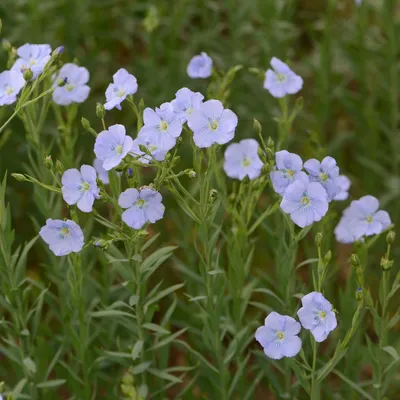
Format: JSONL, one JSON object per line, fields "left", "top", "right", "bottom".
{"left": 44, "top": 155, "right": 53, "bottom": 169}
{"left": 0, "top": 19, "right": 2, "bottom": 34}
{"left": 55, "top": 160, "right": 64, "bottom": 174}
{"left": 324, "top": 250, "right": 332, "bottom": 264}
{"left": 262, "top": 163, "right": 271, "bottom": 174}
{"left": 386, "top": 231, "right": 395, "bottom": 245}
{"left": 138, "top": 144, "right": 149, "bottom": 154}
{"left": 315, "top": 232, "right": 323, "bottom": 247}
{"left": 253, "top": 119, "right": 262, "bottom": 135}
{"left": 2, "top": 39, "right": 11, "bottom": 51}
{"left": 143, "top": 5, "right": 160, "bottom": 33}
{"left": 137, "top": 230, "right": 149, "bottom": 238}
{"left": 350, "top": 254, "right": 360, "bottom": 268}
{"left": 93, "top": 239, "right": 109, "bottom": 250}
{"left": 381, "top": 257, "right": 393, "bottom": 271}
{"left": 0, "top": 381, "right": 4, "bottom": 393}
{"left": 122, "top": 371, "right": 134, "bottom": 385}
{"left": 209, "top": 189, "right": 218, "bottom": 199}
{"left": 57, "top": 77, "right": 67, "bottom": 87}
{"left": 22, "top": 68, "right": 33, "bottom": 81}
{"left": 265, "top": 148, "right": 274, "bottom": 162}
{"left": 81, "top": 117, "right": 91, "bottom": 130}
{"left": 185, "top": 169, "right": 196, "bottom": 178}
{"left": 7, "top": 394, "right": 14, "bottom": 400}
{"left": 356, "top": 288, "right": 363, "bottom": 301}
{"left": 11, "top": 173, "right": 27, "bottom": 182}
{"left": 96, "top": 102, "right": 105, "bottom": 119}
{"left": 267, "top": 137, "right": 274, "bottom": 151}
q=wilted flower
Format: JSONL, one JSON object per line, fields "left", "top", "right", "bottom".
{"left": 187, "top": 99, "right": 238, "bottom": 148}
{"left": 255, "top": 312, "right": 302, "bottom": 360}
{"left": 119, "top": 187, "right": 165, "bottom": 229}
{"left": 61, "top": 165, "right": 100, "bottom": 212}
{"left": 171, "top": 87, "right": 204, "bottom": 122}
{"left": 280, "top": 175, "right": 329, "bottom": 228}
{"left": 0, "top": 70, "right": 25, "bottom": 105}
{"left": 223, "top": 139, "right": 263, "bottom": 180}
{"left": 187, "top": 52, "right": 213, "bottom": 79}
{"left": 39, "top": 219, "right": 84, "bottom": 256}
{"left": 138, "top": 103, "right": 182, "bottom": 152}
{"left": 104, "top": 68, "right": 138, "bottom": 111}
{"left": 12, "top": 43, "right": 51, "bottom": 79}
{"left": 94, "top": 124, "right": 133, "bottom": 171}
{"left": 130, "top": 135, "right": 167, "bottom": 164}
{"left": 52, "top": 63, "right": 90, "bottom": 106}
{"left": 333, "top": 175, "right": 351, "bottom": 201}
{"left": 297, "top": 292, "right": 337, "bottom": 342}
{"left": 270, "top": 150, "right": 307, "bottom": 195}
{"left": 334, "top": 195, "right": 391, "bottom": 243}
{"left": 263, "top": 57, "right": 303, "bottom": 98}
{"left": 304, "top": 156, "right": 340, "bottom": 202}
{"left": 93, "top": 158, "right": 110, "bottom": 184}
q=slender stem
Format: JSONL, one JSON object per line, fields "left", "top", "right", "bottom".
{"left": 311, "top": 339, "right": 320, "bottom": 399}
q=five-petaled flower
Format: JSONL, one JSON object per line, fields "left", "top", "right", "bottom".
{"left": 187, "top": 52, "right": 213, "bottom": 79}
{"left": 223, "top": 139, "right": 263, "bottom": 180}
{"left": 0, "top": 70, "right": 25, "bottom": 105}
{"left": 104, "top": 68, "right": 138, "bottom": 111}
{"left": 304, "top": 156, "right": 340, "bottom": 202}
{"left": 334, "top": 195, "right": 391, "bottom": 244}
{"left": 138, "top": 103, "right": 182, "bottom": 152}
{"left": 270, "top": 150, "right": 307, "bottom": 195}
{"left": 280, "top": 175, "right": 329, "bottom": 228}
{"left": 52, "top": 63, "right": 90, "bottom": 106}
{"left": 94, "top": 124, "right": 133, "bottom": 171}
{"left": 333, "top": 175, "right": 351, "bottom": 201}
{"left": 255, "top": 312, "right": 302, "bottom": 360}
{"left": 118, "top": 187, "right": 165, "bottom": 230}
{"left": 187, "top": 99, "right": 238, "bottom": 148}
{"left": 171, "top": 87, "right": 204, "bottom": 122}
{"left": 12, "top": 43, "right": 51, "bottom": 79}
{"left": 62, "top": 165, "right": 100, "bottom": 212}
{"left": 39, "top": 219, "right": 84, "bottom": 256}
{"left": 297, "top": 292, "right": 337, "bottom": 342}
{"left": 130, "top": 135, "right": 168, "bottom": 164}
{"left": 263, "top": 57, "right": 303, "bottom": 98}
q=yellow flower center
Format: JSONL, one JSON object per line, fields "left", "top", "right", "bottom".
{"left": 136, "top": 199, "right": 146, "bottom": 208}
{"left": 301, "top": 196, "right": 310, "bottom": 206}
{"left": 319, "top": 311, "right": 327, "bottom": 320}
{"left": 5, "top": 86, "right": 14, "bottom": 95}
{"left": 366, "top": 215, "right": 373, "bottom": 223}
{"left": 66, "top": 83, "right": 75, "bottom": 92}
{"left": 160, "top": 121, "right": 168, "bottom": 131}
{"left": 60, "top": 227, "right": 70, "bottom": 236}
{"left": 276, "top": 331, "right": 285, "bottom": 341}
{"left": 209, "top": 120, "right": 219, "bottom": 131}
{"left": 186, "top": 107, "right": 193, "bottom": 115}
{"left": 276, "top": 73, "right": 287, "bottom": 83}
{"left": 286, "top": 169, "right": 295, "bottom": 178}
{"left": 81, "top": 182, "right": 90, "bottom": 192}
{"left": 241, "top": 157, "right": 251, "bottom": 167}
{"left": 115, "top": 144, "right": 123, "bottom": 154}
{"left": 319, "top": 172, "right": 329, "bottom": 182}
{"left": 117, "top": 89, "right": 125, "bottom": 98}
{"left": 29, "top": 58, "right": 37, "bottom": 66}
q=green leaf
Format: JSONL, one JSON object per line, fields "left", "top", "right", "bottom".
{"left": 36, "top": 380, "right": 66, "bottom": 389}
{"left": 143, "top": 323, "right": 170, "bottom": 335}
{"left": 382, "top": 346, "right": 399, "bottom": 360}
{"left": 149, "top": 328, "right": 187, "bottom": 351}
{"left": 148, "top": 368, "right": 182, "bottom": 384}
{"left": 131, "top": 361, "right": 152, "bottom": 375}
{"left": 131, "top": 340, "right": 144, "bottom": 361}
{"left": 144, "top": 283, "right": 184, "bottom": 313}
{"left": 23, "top": 357, "right": 36, "bottom": 374}
{"left": 90, "top": 310, "right": 132, "bottom": 318}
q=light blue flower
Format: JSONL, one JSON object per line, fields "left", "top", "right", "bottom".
{"left": 104, "top": 68, "right": 138, "bottom": 111}
{"left": 94, "top": 124, "right": 133, "bottom": 171}
{"left": 119, "top": 187, "right": 165, "bottom": 230}
{"left": 138, "top": 103, "right": 182, "bottom": 152}
{"left": 297, "top": 292, "right": 337, "bottom": 342}
{"left": 187, "top": 52, "right": 213, "bottom": 79}
{"left": 263, "top": 57, "right": 303, "bottom": 98}
{"left": 93, "top": 158, "right": 110, "bottom": 184}
{"left": 171, "top": 87, "right": 204, "bottom": 122}
{"left": 187, "top": 99, "right": 238, "bottom": 148}
{"left": 62, "top": 165, "right": 100, "bottom": 212}
{"left": 355, "top": 0, "right": 362, "bottom": 5}
{"left": 39, "top": 219, "right": 84, "bottom": 256}
{"left": 270, "top": 150, "right": 307, "bottom": 195}
{"left": 52, "top": 63, "right": 90, "bottom": 106}
{"left": 255, "top": 312, "right": 302, "bottom": 360}
{"left": 0, "top": 70, "right": 25, "bottom": 105}
{"left": 11, "top": 43, "right": 51, "bottom": 79}
{"left": 304, "top": 156, "right": 340, "bottom": 201}
{"left": 280, "top": 176, "right": 329, "bottom": 228}
{"left": 130, "top": 135, "right": 168, "bottom": 164}
{"left": 333, "top": 175, "right": 351, "bottom": 201}
{"left": 223, "top": 139, "right": 263, "bottom": 180}
{"left": 334, "top": 196, "right": 391, "bottom": 243}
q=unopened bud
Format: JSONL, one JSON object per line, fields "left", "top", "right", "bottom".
{"left": 324, "top": 250, "right": 332, "bottom": 264}
{"left": 2, "top": 38, "right": 11, "bottom": 51}
{"left": 81, "top": 117, "right": 91, "bottom": 130}
{"left": 356, "top": 288, "right": 363, "bottom": 301}
{"left": 54, "top": 46, "right": 64, "bottom": 56}
{"left": 57, "top": 77, "right": 67, "bottom": 87}
{"left": 386, "top": 231, "right": 395, "bottom": 245}
{"left": 138, "top": 144, "right": 148, "bottom": 154}
{"left": 350, "top": 254, "right": 360, "bottom": 268}
{"left": 23, "top": 68, "right": 33, "bottom": 81}
{"left": 137, "top": 230, "right": 149, "bottom": 238}
{"left": 253, "top": 119, "right": 262, "bottom": 134}
{"left": 93, "top": 239, "right": 109, "bottom": 249}
{"left": 0, "top": 381, "right": 4, "bottom": 393}
{"left": 44, "top": 155, "right": 53, "bottom": 169}
{"left": 381, "top": 257, "right": 393, "bottom": 271}
{"left": 11, "top": 173, "right": 27, "bottom": 182}
{"left": 266, "top": 148, "right": 274, "bottom": 162}
{"left": 55, "top": 160, "right": 64, "bottom": 174}
{"left": 185, "top": 169, "right": 196, "bottom": 178}
{"left": 315, "top": 232, "right": 323, "bottom": 248}
{"left": 267, "top": 137, "right": 274, "bottom": 151}
{"left": 96, "top": 103, "right": 105, "bottom": 119}
{"left": 209, "top": 189, "right": 218, "bottom": 199}
{"left": 122, "top": 370, "right": 134, "bottom": 385}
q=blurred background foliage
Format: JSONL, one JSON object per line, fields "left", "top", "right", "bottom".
{"left": 0, "top": 0, "right": 399, "bottom": 398}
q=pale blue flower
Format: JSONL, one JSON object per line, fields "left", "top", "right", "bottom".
{"left": 62, "top": 165, "right": 100, "bottom": 212}
{"left": 104, "top": 68, "right": 138, "bottom": 111}
{"left": 171, "top": 87, "right": 204, "bottom": 122}
{"left": 52, "top": 63, "right": 90, "bottom": 106}
{"left": 39, "top": 219, "right": 84, "bottom": 256}
{"left": 297, "top": 292, "right": 337, "bottom": 342}
{"left": 280, "top": 176, "right": 329, "bottom": 228}
{"left": 334, "top": 196, "right": 391, "bottom": 243}
{"left": 93, "top": 158, "right": 110, "bottom": 184}
{"left": 255, "top": 312, "right": 302, "bottom": 360}
{"left": 223, "top": 139, "right": 263, "bottom": 180}
{"left": 264, "top": 57, "right": 303, "bottom": 98}
{"left": 270, "top": 150, "right": 307, "bottom": 195}
{"left": 94, "top": 124, "right": 133, "bottom": 171}
{"left": 333, "top": 175, "right": 351, "bottom": 201}
{"left": 119, "top": 187, "right": 165, "bottom": 229}
{"left": 187, "top": 52, "right": 213, "bottom": 79}
{"left": 138, "top": 103, "right": 182, "bottom": 152}
{"left": 11, "top": 43, "right": 51, "bottom": 79}
{"left": 130, "top": 135, "right": 168, "bottom": 164}
{"left": 355, "top": 0, "right": 362, "bottom": 5}
{"left": 304, "top": 156, "right": 340, "bottom": 201}
{"left": 0, "top": 70, "right": 25, "bottom": 105}
{"left": 187, "top": 99, "right": 238, "bottom": 148}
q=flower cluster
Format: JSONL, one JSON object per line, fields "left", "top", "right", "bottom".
{"left": 255, "top": 292, "right": 337, "bottom": 359}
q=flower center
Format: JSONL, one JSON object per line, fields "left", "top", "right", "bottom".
{"left": 186, "top": 107, "right": 194, "bottom": 115}
{"left": 319, "top": 172, "right": 329, "bottom": 182}
{"left": 301, "top": 196, "right": 310, "bottom": 206}
{"left": 65, "top": 83, "right": 75, "bottom": 92}
{"left": 276, "top": 331, "right": 285, "bottom": 341}
{"left": 60, "top": 227, "right": 70, "bottom": 237}
{"left": 159, "top": 121, "right": 169, "bottom": 131}
{"left": 5, "top": 86, "right": 14, "bottom": 95}
{"left": 115, "top": 144, "right": 123, "bottom": 155}
{"left": 209, "top": 120, "right": 219, "bottom": 131}
{"left": 241, "top": 157, "right": 251, "bottom": 167}
{"left": 276, "top": 73, "right": 287, "bottom": 83}
{"left": 29, "top": 58, "right": 37, "bottom": 66}
{"left": 366, "top": 215, "right": 373, "bottom": 223}
{"left": 136, "top": 198, "right": 146, "bottom": 208}
{"left": 81, "top": 182, "right": 90, "bottom": 192}
{"left": 286, "top": 169, "right": 295, "bottom": 178}
{"left": 117, "top": 89, "right": 125, "bottom": 98}
{"left": 318, "top": 311, "right": 327, "bottom": 320}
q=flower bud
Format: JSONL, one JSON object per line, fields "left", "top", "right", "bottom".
{"left": 350, "top": 254, "right": 360, "bottom": 268}
{"left": 122, "top": 370, "right": 134, "bottom": 385}
{"left": 185, "top": 169, "right": 196, "bottom": 178}
{"left": 267, "top": 137, "right": 275, "bottom": 152}
{"left": 209, "top": 189, "right": 218, "bottom": 199}
{"left": 356, "top": 287, "right": 363, "bottom": 301}
{"left": 315, "top": 232, "right": 323, "bottom": 247}
{"left": 138, "top": 144, "right": 149, "bottom": 154}
{"left": 93, "top": 239, "right": 109, "bottom": 249}
{"left": 55, "top": 160, "right": 64, "bottom": 174}
{"left": 96, "top": 102, "right": 105, "bottom": 119}
{"left": 44, "top": 155, "right": 53, "bottom": 169}
{"left": 381, "top": 257, "right": 393, "bottom": 271}
{"left": 54, "top": 46, "right": 64, "bottom": 56}
{"left": 81, "top": 117, "right": 91, "bottom": 130}
{"left": 57, "top": 77, "right": 67, "bottom": 87}
{"left": 266, "top": 148, "right": 274, "bottom": 162}
{"left": 386, "top": 231, "right": 395, "bottom": 245}
{"left": 0, "top": 381, "right": 4, "bottom": 392}
{"left": 2, "top": 38, "right": 11, "bottom": 51}
{"left": 22, "top": 68, "right": 33, "bottom": 81}
{"left": 137, "top": 230, "right": 149, "bottom": 238}
{"left": 11, "top": 173, "right": 27, "bottom": 182}
{"left": 253, "top": 119, "right": 262, "bottom": 135}
{"left": 324, "top": 250, "right": 332, "bottom": 264}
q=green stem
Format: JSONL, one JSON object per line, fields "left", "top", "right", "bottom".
{"left": 310, "top": 339, "right": 320, "bottom": 400}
